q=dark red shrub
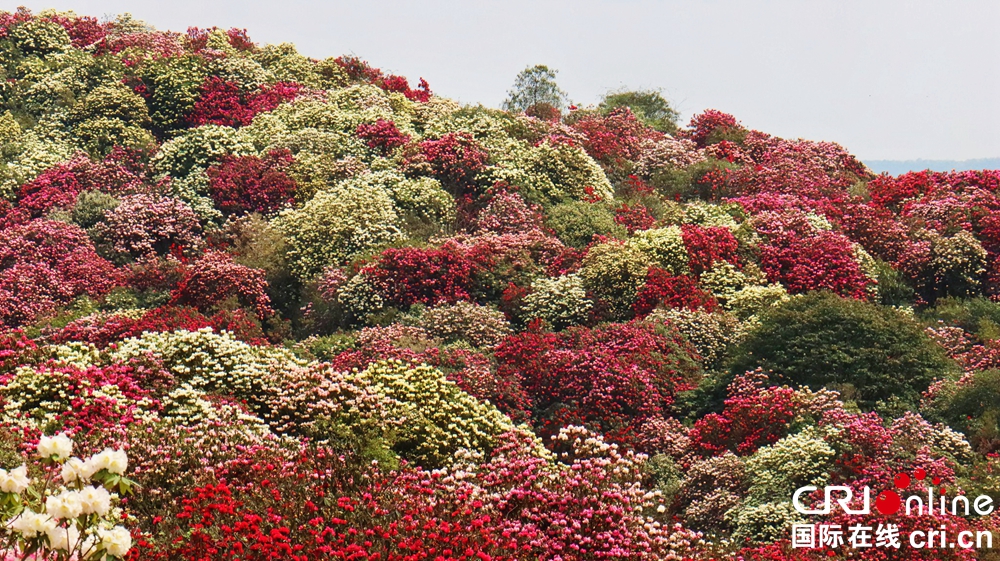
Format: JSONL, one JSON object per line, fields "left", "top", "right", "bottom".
{"left": 680, "top": 223, "right": 740, "bottom": 275}
{"left": 206, "top": 149, "right": 296, "bottom": 215}
{"left": 418, "top": 132, "right": 489, "bottom": 194}
{"left": 188, "top": 77, "right": 301, "bottom": 128}
{"left": 759, "top": 230, "right": 873, "bottom": 299}
{"left": 613, "top": 202, "right": 656, "bottom": 234}
{"left": 688, "top": 376, "right": 799, "bottom": 457}
{"left": 494, "top": 320, "right": 700, "bottom": 444}
{"left": 172, "top": 251, "right": 273, "bottom": 319}
{"left": 684, "top": 109, "right": 743, "bottom": 147}
{"left": 569, "top": 107, "right": 658, "bottom": 169}
{"left": 356, "top": 119, "right": 410, "bottom": 154}
{"left": 363, "top": 243, "right": 480, "bottom": 309}
{"left": 633, "top": 269, "right": 718, "bottom": 317}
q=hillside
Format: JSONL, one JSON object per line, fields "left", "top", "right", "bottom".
{"left": 1, "top": 8, "right": 1000, "bottom": 560}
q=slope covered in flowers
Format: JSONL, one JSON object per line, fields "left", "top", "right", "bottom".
{"left": 1, "top": 7, "right": 1000, "bottom": 560}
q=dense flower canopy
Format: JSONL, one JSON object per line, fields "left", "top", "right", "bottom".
{"left": 0, "top": 7, "right": 999, "bottom": 560}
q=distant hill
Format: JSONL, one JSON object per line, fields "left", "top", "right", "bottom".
{"left": 865, "top": 158, "right": 1000, "bottom": 175}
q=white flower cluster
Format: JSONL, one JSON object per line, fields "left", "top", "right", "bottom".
{"left": 1, "top": 434, "right": 134, "bottom": 559}
{"left": 522, "top": 274, "right": 593, "bottom": 330}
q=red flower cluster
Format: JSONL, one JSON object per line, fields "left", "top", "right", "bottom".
{"left": 418, "top": 133, "right": 489, "bottom": 193}
{"left": 334, "top": 55, "right": 432, "bottom": 102}
{"left": 688, "top": 374, "right": 799, "bottom": 457}
{"left": 634, "top": 269, "right": 718, "bottom": 317}
{"left": 364, "top": 244, "right": 481, "bottom": 308}
{"left": 495, "top": 321, "right": 700, "bottom": 443}
{"left": 172, "top": 251, "right": 274, "bottom": 319}
{"left": 207, "top": 149, "right": 297, "bottom": 215}
{"left": 0, "top": 220, "right": 118, "bottom": 327}
{"left": 614, "top": 202, "right": 656, "bottom": 233}
{"left": 356, "top": 119, "right": 410, "bottom": 154}
{"left": 681, "top": 223, "right": 740, "bottom": 275}
{"left": 569, "top": 107, "right": 660, "bottom": 171}
{"left": 187, "top": 77, "right": 302, "bottom": 128}
{"left": 759, "top": 229, "right": 872, "bottom": 299}
{"left": 684, "top": 109, "right": 743, "bottom": 147}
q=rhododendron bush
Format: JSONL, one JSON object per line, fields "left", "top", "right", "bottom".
{"left": 2, "top": 6, "right": 1000, "bottom": 560}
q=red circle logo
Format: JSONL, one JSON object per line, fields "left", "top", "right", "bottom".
{"left": 875, "top": 489, "right": 901, "bottom": 515}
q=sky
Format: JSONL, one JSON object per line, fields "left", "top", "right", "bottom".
{"left": 5, "top": 0, "right": 1000, "bottom": 162}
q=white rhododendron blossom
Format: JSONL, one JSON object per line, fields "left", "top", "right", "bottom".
{"left": 37, "top": 433, "right": 74, "bottom": 461}
{"left": 0, "top": 465, "right": 31, "bottom": 494}
{"left": 0, "top": 433, "right": 134, "bottom": 559}
{"left": 97, "top": 526, "right": 133, "bottom": 557}
{"left": 9, "top": 510, "right": 56, "bottom": 538}
{"left": 46, "top": 523, "right": 82, "bottom": 551}
{"left": 61, "top": 457, "right": 88, "bottom": 484}
{"left": 45, "top": 491, "right": 85, "bottom": 520}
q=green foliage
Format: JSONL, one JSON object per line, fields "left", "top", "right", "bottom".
{"left": 580, "top": 241, "right": 652, "bottom": 321}
{"left": 138, "top": 55, "right": 206, "bottom": 133}
{"left": 71, "top": 190, "right": 120, "bottom": 228}
{"left": 732, "top": 291, "right": 957, "bottom": 409}
{"left": 599, "top": 88, "right": 679, "bottom": 133}
{"left": 359, "top": 360, "right": 518, "bottom": 467}
{"left": 873, "top": 258, "right": 915, "bottom": 307}
{"left": 925, "top": 369, "right": 1000, "bottom": 454}
{"left": 545, "top": 201, "right": 624, "bottom": 248}
{"left": 922, "top": 297, "right": 1000, "bottom": 341}
{"left": 213, "top": 214, "right": 301, "bottom": 318}
{"left": 276, "top": 182, "right": 404, "bottom": 280}
{"left": 649, "top": 158, "right": 737, "bottom": 201}
{"left": 501, "top": 64, "right": 568, "bottom": 112}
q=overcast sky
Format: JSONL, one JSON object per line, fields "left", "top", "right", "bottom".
{"left": 6, "top": 0, "right": 1000, "bottom": 161}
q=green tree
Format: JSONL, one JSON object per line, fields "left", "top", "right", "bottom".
{"left": 730, "top": 291, "right": 957, "bottom": 410}
{"left": 599, "top": 89, "right": 679, "bottom": 133}
{"left": 502, "top": 64, "right": 568, "bottom": 113}
{"left": 925, "top": 369, "right": 1000, "bottom": 454}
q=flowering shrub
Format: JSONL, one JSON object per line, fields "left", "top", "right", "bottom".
{"left": 474, "top": 189, "right": 543, "bottom": 234}
{"left": 416, "top": 301, "right": 511, "bottom": 348}
{"left": 627, "top": 226, "right": 691, "bottom": 275}
{"left": 522, "top": 273, "right": 593, "bottom": 330}
{"left": 205, "top": 149, "right": 297, "bottom": 215}
{"left": 634, "top": 269, "right": 718, "bottom": 317}
{"left": 277, "top": 181, "right": 403, "bottom": 279}
{"left": 681, "top": 223, "right": 740, "bottom": 275}
{"left": 171, "top": 250, "right": 274, "bottom": 319}
{"left": 359, "top": 360, "right": 517, "bottom": 466}
{"left": 356, "top": 119, "right": 410, "bottom": 154}
{"left": 0, "top": 220, "right": 117, "bottom": 326}
{"left": 364, "top": 243, "right": 481, "bottom": 308}
{"left": 684, "top": 109, "right": 745, "bottom": 147}
{"left": 580, "top": 241, "right": 652, "bottom": 320}
{"left": 417, "top": 132, "right": 489, "bottom": 194}
{"left": 495, "top": 321, "right": 700, "bottom": 443}
{"left": 569, "top": 107, "right": 659, "bottom": 172}
{"left": 91, "top": 194, "right": 204, "bottom": 261}
{"left": 758, "top": 228, "right": 873, "bottom": 299}
{"left": 614, "top": 201, "right": 657, "bottom": 233}
{"left": 187, "top": 76, "right": 301, "bottom": 128}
